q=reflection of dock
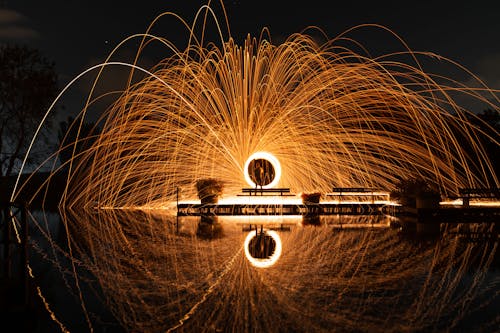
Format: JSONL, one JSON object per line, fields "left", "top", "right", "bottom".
{"left": 397, "top": 205, "right": 500, "bottom": 236}
{"left": 177, "top": 202, "right": 400, "bottom": 216}
{"left": 241, "top": 224, "right": 292, "bottom": 232}
{"left": 412, "top": 206, "right": 500, "bottom": 224}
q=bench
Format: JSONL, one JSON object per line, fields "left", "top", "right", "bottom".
{"left": 458, "top": 188, "right": 500, "bottom": 207}
{"left": 239, "top": 188, "right": 293, "bottom": 196}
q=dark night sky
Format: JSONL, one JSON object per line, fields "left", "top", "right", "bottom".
{"left": 1, "top": 0, "right": 499, "bottom": 116}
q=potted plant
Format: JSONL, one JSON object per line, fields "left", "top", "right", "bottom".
{"left": 195, "top": 178, "right": 224, "bottom": 204}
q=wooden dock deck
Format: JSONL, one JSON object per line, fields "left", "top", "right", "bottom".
{"left": 177, "top": 202, "right": 400, "bottom": 216}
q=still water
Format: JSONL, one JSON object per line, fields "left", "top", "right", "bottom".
{"left": 28, "top": 210, "right": 499, "bottom": 333}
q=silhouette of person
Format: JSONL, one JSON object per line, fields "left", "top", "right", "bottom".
{"left": 262, "top": 163, "right": 272, "bottom": 186}
{"left": 253, "top": 160, "right": 265, "bottom": 190}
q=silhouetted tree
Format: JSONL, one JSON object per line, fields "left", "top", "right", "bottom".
{"left": 0, "top": 44, "right": 58, "bottom": 177}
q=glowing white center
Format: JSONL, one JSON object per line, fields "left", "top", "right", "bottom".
{"left": 243, "top": 151, "right": 281, "bottom": 188}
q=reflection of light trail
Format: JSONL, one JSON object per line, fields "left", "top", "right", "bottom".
{"left": 166, "top": 245, "right": 242, "bottom": 333}
{"left": 244, "top": 229, "right": 283, "bottom": 268}
{"left": 19, "top": 207, "right": 500, "bottom": 332}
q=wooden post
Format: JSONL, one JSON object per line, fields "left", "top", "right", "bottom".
{"left": 3, "top": 206, "right": 12, "bottom": 278}
{"left": 176, "top": 187, "right": 179, "bottom": 233}
{"left": 20, "top": 204, "right": 29, "bottom": 306}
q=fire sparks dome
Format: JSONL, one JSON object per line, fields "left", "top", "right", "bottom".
{"left": 15, "top": 4, "right": 499, "bottom": 209}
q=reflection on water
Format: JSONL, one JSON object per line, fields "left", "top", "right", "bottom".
{"left": 27, "top": 209, "right": 499, "bottom": 332}
{"left": 244, "top": 227, "right": 282, "bottom": 268}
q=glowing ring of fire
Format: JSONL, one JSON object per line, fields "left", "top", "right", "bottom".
{"left": 243, "top": 152, "right": 281, "bottom": 189}
{"left": 243, "top": 229, "right": 282, "bottom": 268}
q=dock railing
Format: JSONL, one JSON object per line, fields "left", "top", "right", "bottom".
{"left": 327, "top": 187, "right": 390, "bottom": 204}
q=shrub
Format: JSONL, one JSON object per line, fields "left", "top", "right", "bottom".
{"left": 390, "top": 177, "right": 440, "bottom": 207}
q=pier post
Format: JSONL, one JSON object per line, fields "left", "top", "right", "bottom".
{"left": 20, "top": 204, "right": 29, "bottom": 306}
{"left": 1, "top": 204, "right": 15, "bottom": 279}
{"left": 176, "top": 187, "right": 179, "bottom": 233}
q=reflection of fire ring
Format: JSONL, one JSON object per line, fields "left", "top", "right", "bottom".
{"left": 244, "top": 152, "right": 281, "bottom": 189}
{"left": 244, "top": 230, "right": 282, "bottom": 268}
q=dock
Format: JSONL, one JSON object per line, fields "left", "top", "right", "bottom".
{"left": 177, "top": 202, "right": 400, "bottom": 216}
